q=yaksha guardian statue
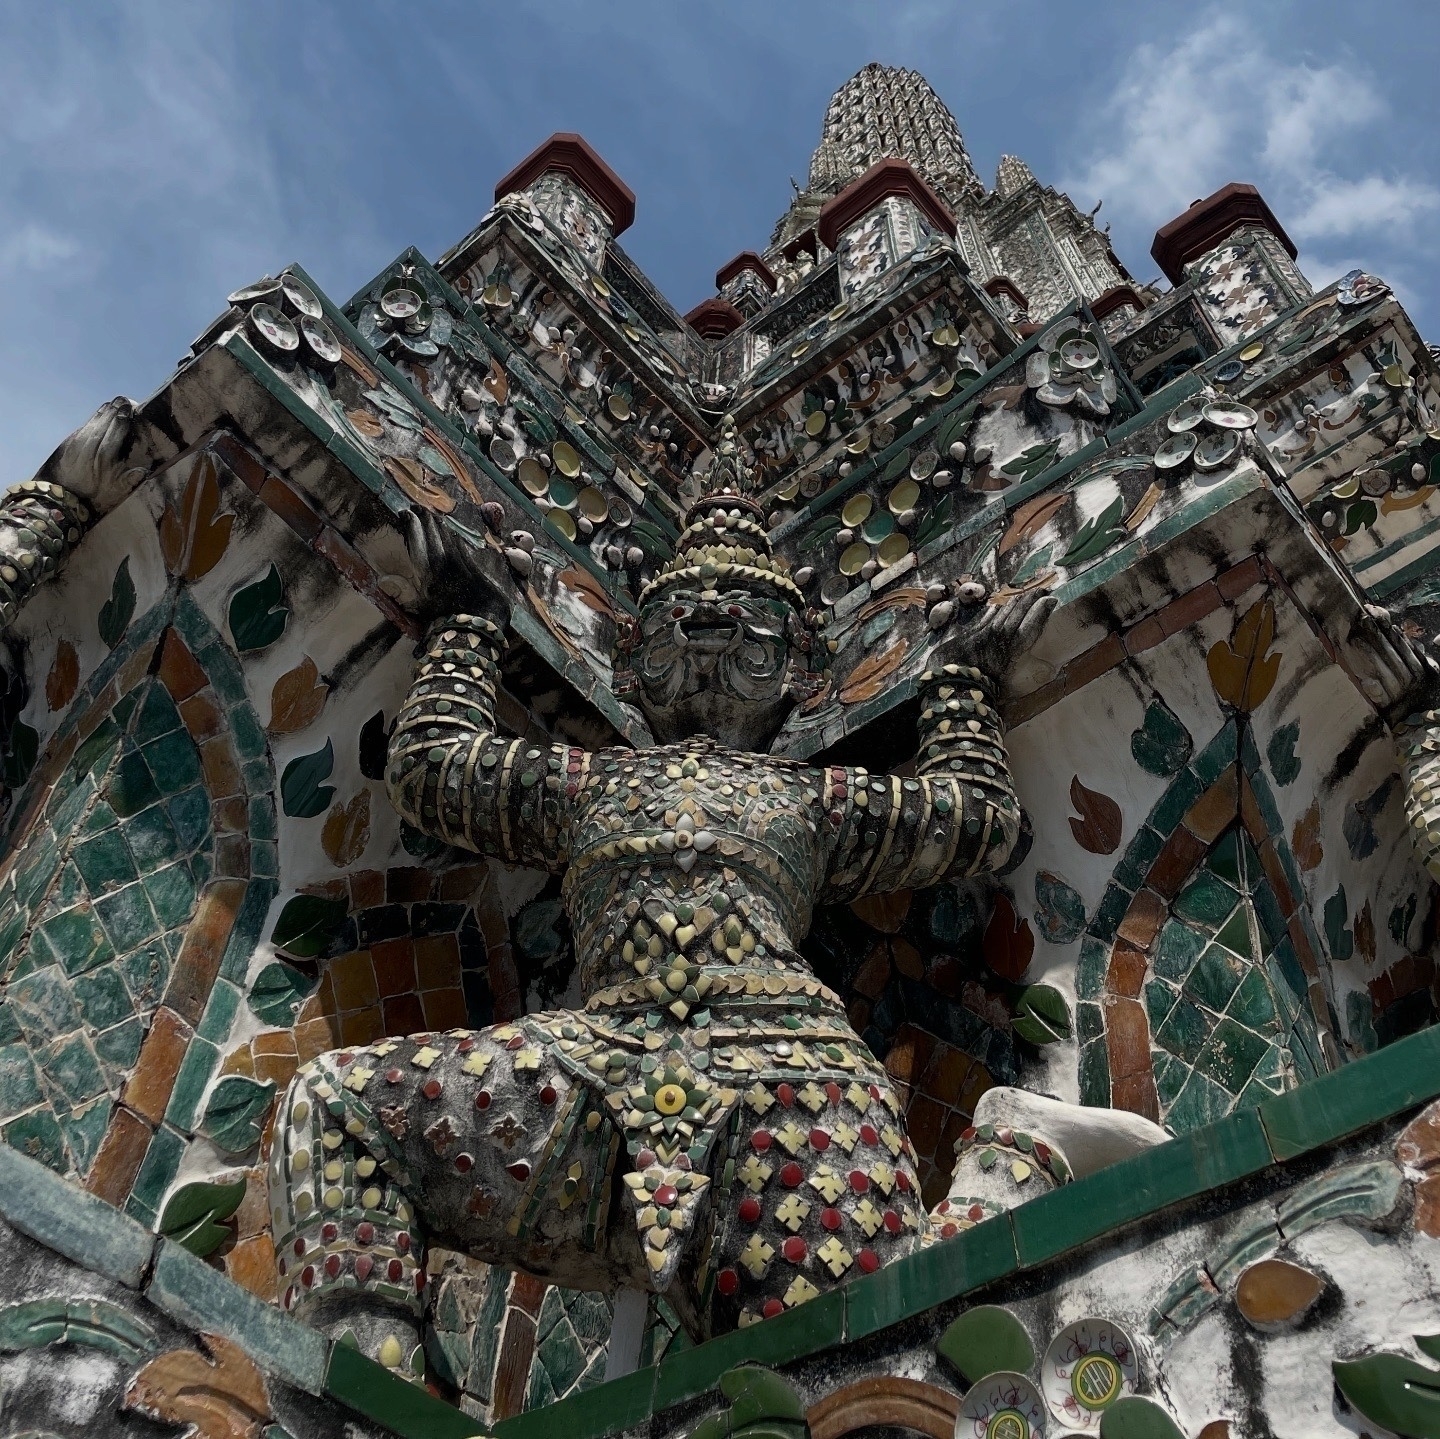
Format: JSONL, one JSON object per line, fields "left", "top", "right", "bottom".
{"left": 270, "top": 422, "right": 1054, "bottom": 1373}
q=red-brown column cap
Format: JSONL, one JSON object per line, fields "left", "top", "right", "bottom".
{"left": 984, "top": 275, "right": 1029, "bottom": 311}
{"left": 494, "top": 132, "right": 636, "bottom": 236}
{"left": 715, "top": 251, "right": 778, "bottom": 293}
{"left": 1150, "top": 182, "right": 1296, "bottom": 285}
{"left": 684, "top": 297, "right": 745, "bottom": 339}
{"left": 782, "top": 228, "right": 819, "bottom": 263}
{"left": 1090, "top": 283, "right": 1147, "bottom": 321}
{"left": 817, "top": 158, "right": 957, "bottom": 251}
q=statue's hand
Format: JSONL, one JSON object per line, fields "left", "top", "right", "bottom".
{"left": 35, "top": 397, "right": 154, "bottom": 519}
{"left": 1350, "top": 603, "right": 1440, "bottom": 725}
{"left": 401, "top": 509, "right": 511, "bottom": 629}
{"left": 933, "top": 583, "right": 1056, "bottom": 683}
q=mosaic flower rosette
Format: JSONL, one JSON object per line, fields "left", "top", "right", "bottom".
{"left": 1040, "top": 1317, "right": 1138, "bottom": 1431}
{"left": 960, "top": 1370, "right": 1047, "bottom": 1439}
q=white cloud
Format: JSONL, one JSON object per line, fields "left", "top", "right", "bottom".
{"left": 0, "top": 223, "right": 81, "bottom": 273}
{"left": 1058, "top": 6, "right": 1438, "bottom": 285}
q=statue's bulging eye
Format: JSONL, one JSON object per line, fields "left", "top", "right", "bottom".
{"left": 672, "top": 606, "right": 686, "bottom": 619}
{"left": 728, "top": 605, "right": 743, "bottom": 617}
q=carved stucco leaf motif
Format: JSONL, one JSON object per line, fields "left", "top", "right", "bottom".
{"left": 123, "top": 1333, "right": 270, "bottom": 1439}
{"left": 1206, "top": 598, "right": 1281, "bottom": 712}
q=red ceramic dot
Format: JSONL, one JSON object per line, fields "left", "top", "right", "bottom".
{"left": 354, "top": 1255, "right": 374, "bottom": 1282}
{"left": 967, "top": 1204, "right": 986, "bottom": 1222}
{"left": 421, "top": 1078, "right": 443, "bottom": 1100}
{"left": 1034, "top": 1141, "right": 1051, "bottom": 1164}
{"left": 300, "top": 1265, "right": 316, "bottom": 1288}
{"left": 940, "top": 1222, "right": 959, "bottom": 1238}
{"left": 654, "top": 1184, "right": 678, "bottom": 1207}
{"left": 848, "top": 1170, "right": 869, "bottom": 1194}
{"left": 857, "top": 1248, "right": 880, "bottom": 1274}
{"left": 507, "top": 1160, "right": 532, "bottom": 1181}
{"left": 283, "top": 1287, "right": 295, "bottom": 1309}
{"left": 293, "top": 1237, "right": 306, "bottom": 1257}
{"left": 809, "top": 1128, "right": 830, "bottom": 1152}
{"left": 716, "top": 1268, "right": 740, "bottom": 1296}
{"left": 883, "top": 1209, "right": 902, "bottom": 1234}
{"left": 385, "top": 1068, "right": 402, "bottom": 1084}
{"left": 960, "top": 1126, "right": 978, "bottom": 1144}
{"left": 935, "top": 1200, "right": 951, "bottom": 1215}
{"left": 779, "top": 1162, "right": 804, "bottom": 1188}
{"left": 387, "top": 1259, "right": 404, "bottom": 1282}
{"left": 776, "top": 1083, "right": 795, "bottom": 1108}
{"left": 825, "top": 1082, "right": 842, "bottom": 1105}
{"left": 506, "top": 1034, "right": 525, "bottom": 1050}
{"left": 637, "top": 1148, "right": 656, "bottom": 1167}
{"left": 324, "top": 1254, "right": 342, "bottom": 1278}
{"left": 396, "top": 1233, "right": 411, "bottom": 1254}
{"left": 336, "top": 1053, "right": 354, "bottom": 1066}
{"left": 457, "top": 1037, "right": 475, "bottom": 1054}
{"left": 763, "top": 1298, "right": 785, "bottom": 1319}
{"left": 739, "top": 1196, "right": 762, "bottom": 1224}
{"left": 455, "top": 1152, "right": 474, "bottom": 1173}
{"left": 355, "top": 1222, "right": 375, "bottom": 1245}
{"left": 821, "top": 1207, "right": 843, "bottom": 1232}
{"left": 751, "top": 1129, "right": 773, "bottom": 1152}
{"left": 782, "top": 1236, "right": 807, "bottom": 1264}
{"left": 868, "top": 1084, "right": 881, "bottom": 1101}
{"left": 896, "top": 1170, "right": 911, "bottom": 1193}
{"left": 859, "top": 1124, "right": 879, "bottom": 1146}
{"left": 416, "top": 1270, "right": 427, "bottom": 1293}
{"left": 475, "top": 1090, "right": 492, "bottom": 1110}
{"left": 539, "top": 1085, "right": 557, "bottom": 1106}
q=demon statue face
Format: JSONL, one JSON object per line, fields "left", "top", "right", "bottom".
{"left": 617, "top": 420, "right": 821, "bottom": 750}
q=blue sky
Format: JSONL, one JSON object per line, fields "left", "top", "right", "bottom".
{"left": 3, "top": 1, "right": 1439, "bottom": 486}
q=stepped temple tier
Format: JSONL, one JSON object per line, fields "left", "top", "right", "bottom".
{"left": 1, "top": 61, "right": 1439, "bottom": 1439}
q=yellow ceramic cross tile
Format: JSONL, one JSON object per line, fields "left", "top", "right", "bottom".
{"left": 775, "top": 1121, "right": 808, "bottom": 1154}
{"left": 830, "top": 1121, "right": 859, "bottom": 1153}
{"left": 808, "top": 1168, "right": 845, "bottom": 1202}
{"left": 410, "top": 1046, "right": 442, "bottom": 1069}
{"left": 817, "top": 1238, "right": 853, "bottom": 1276}
{"left": 461, "top": 1052, "right": 492, "bottom": 1078}
{"left": 514, "top": 1048, "right": 543, "bottom": 1071}
{"left": 783, "top": 1275, "right": 820, "bottom": 1307}
{"left": 870, "top": 1162, "right": 896, "bottom": 1194}
{"left": 797, "top": 1082, "right": 828, "bottom": 1113}
{"left": 851, "top": 1199, "right": 883, "bottom": 1237}
{"left": 775, "top": 1194, "right": 811, "bottom": 1231}
{"left": 739, "top": 1234, "right": 774, "bottom": 1278}
{"left": 743, "top": 1083, "right": 775, "bottom": 1115}
{"left": 737, "top": 1156, "right": 773, "bottom": 1192}
{"left": 881, "top": 1126, "right": 904, "bottom": 1157}
{"left": 846, "top": 1082, "right": 872, "bottom": 1113}
{"left": 342, "top": 1066, "right": 374, "bottom": 1092}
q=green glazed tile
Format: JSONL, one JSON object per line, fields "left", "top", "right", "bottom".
{"left": 323, "top": 1336, "right": 487, "bottom": 1435}
{"left": 1259, "top": 1023, "right": 1440, "bottom": 1159}
{"left": 38, "top": 1032, "right": 108, "bottom": 1106}
{"left": 1155, "top": 997, "right": 1212, "bottom": 1064}
{"left": 124, "top": 804, "right": 184, "bottom": 872}
{"left": 1089, "top": 884, "right": 1132, "bottom": 943}
{"left": 125, "top": 1123, "right": 186, "bottom": 1222}
{"left": 1076, "top": 938, "right": 1108, "bottom": 998}
{"left": 1076, "top": 1000, "right": 1104, "bottom": 1045}
{"left": 164, "top": 1036, "right": 219, "bottom": 1131}
{"left": 846, "top": 1213, "right": 1016, "bottom": 1341}
{"left": 145, "top": 864, "right": 197, "bottom": 929}
{"left": 168, "top": 788, "right": 211, "bottom": 850}
{"left": 242, "top": 758, "right": 272, "bottom": 794}
{"left": 143, "top": 730, "right": 203, "bottom": 796}
{"left": 1165, "top": 1069, "right": 1233, "bottom": 1131}
{"left": 40, "top": 905, "right": 114, "bottom": 977}
{"left": 1154, "top": 1051, "right": 1187, "bottom": 1107}
{"left": 59, "top": 1093, "right": 111, "bottom": 1176}
{"left": 1011, "top": 1107, "right": 1272, "bottom": 1268}
{"left": 8, "top": 966, "right": 82, "bottom": 1040}
{"left": 0, "top": 1003, "right": 23, "bottom": 1046}
{"left": 119, "top": 942, "right": 170, "bottom": 1011}
{"left": 1193, "top": 726, "right": 1237, "bottom": 786}
{"left": 95, "top": 883, "right": 159, "bottom": 954}
{"left": 0, "top": 1042, "right": 45, "bottom": 1119}
{"left": 1185, "top": 946, "right": 1243, "bottom": 1011}
{"left": 230, "top": 706, "right": 268, "bottom": 762}
{"left": 73, "top": 829, "right": 138, "bottom": 894}
{"left": 197, "top": 979, "right": 241, "bottom": 1044}
{"left": 1212, "top": 907, "right": 1253, "bottom": 959}
{"left": 1196, "top": 1018, "right": 1268, "bottom": 1093}
{"left": 1174, "top": 872, "right": 1237, "bottom": 926}
{"left": 1079, "top": 1037, "right": 1110, "bottom": 1106}
{"left": 1114, "top": 826, "right": 1164, "bottom": 891}
{"left": 136, "top": 681, "right": 181, "bottom": 740}
{"left": 495, "top": 1364, "right": 654, "bottom": 1439}
{"left": 0, "top": 1139, "right": 155, "bottom": 1285}
{"left": 108, "top": 749, "right": 162, "bottom": 818}
{"left": 94, "top": 1017, "right": 144, "bottom": 1071}
{"left": 1145, "top": 979, "right": 1177, "bottom": 1031}
{"left": 251, "top": 841, "right": 279, "bottom": 878}
{"left": 4, "top": 1107, "right": 68, "bottom": 1174}
{"left": 1149, "top": 769, "right": 1204, "bottom": 834}
{"left": 249, "top": 796, "right": 277, "bottom": 841}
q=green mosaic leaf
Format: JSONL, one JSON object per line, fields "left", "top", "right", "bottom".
{"left": 1011, "top": 542, "right": 1053, "bottom": 585}
{"left": 1324, "top": 886, "right": 1354, "bottom": 962}
{"left": 1131, "top": 698, "right": 1193, "bottom": 777}
{"left": 202, "top": 1074, "right": 277, "bottom": 1153}
{"left": 1014, "top": 984, "right": 1071, "bottom": 1044}
{"left": 228, "top": 563, "right": 290, "bottom": 652}
{"left": 1416, "top": 1334, "right": 1440, "bottom": 1362}
{"left": 281, "top": 738, "right": 335, "bottom": 818}
{"left": 881, "top": 448, "right": 912, "bottom": 483}
{"left": 97, "top": 557, "right": 135, "bottom": 650}
{"left": 936, "top": 401, "right": 977, "bottom": 456}
{"left": 1, "top": 719, "right": 38, "bottom": 788}
{"left": 1391, "top": 893, "right": 1419, "bottom": 946}
{"left": 248, "top": 961, "right": 318, "bottom": 1026}
{"left": 1266, "top": 721, "right": 1301, "bottom": 787}
{"left": 0, "top": 1299, "right": 66, "bottom": 1350}
{"left": 271, "top": 893, "right": 349, "bottom": 958}
{"left": 158, "top": 1175, "right": 247, "bottom": 1257}
{"left": 913, "top": 493, "right": 955, "bottom": 551}
{"left": 58, "top": 1299, "right": 157, "bottom": 1359}
{"left": 1001, "top": 439, "right": 1061, "bottom": 480}
{"left": 719, "top": 1365, "right": 805, "bottom": 1425}
{"left": 1334, "top": 1351, "right": 1440, "bottom": 1438}
{"left": 797, "top": 514, "right": 841, "bottom": 555}
{"left": 1099, "top": 1396, "right": 1186, "bottom": 1439}
{"left": 1034, "top": 870, "right": 1086, "bottom": 945}
{"left": 1061, "top": 494, "right": 1125, "bottom": 567}
{"left": 628, "top": 519, "right": 672, "bottom": 562}
{"left": 936, "top": 1303, "right": 1035, "bottom": 1385}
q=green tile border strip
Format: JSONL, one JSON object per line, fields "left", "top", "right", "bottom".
{"left": 493, "top": 1020, "right": 1440, "bottom": 1439}
{"left": 0, "top": 1142, "right": 487, "bottom": 1436}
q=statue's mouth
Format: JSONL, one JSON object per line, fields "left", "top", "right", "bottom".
{"left": 673, "top": 619, "right": 741, "bottom": 654}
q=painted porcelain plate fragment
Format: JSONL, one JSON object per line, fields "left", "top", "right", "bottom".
{"left": 1040, "top": 1317, "right": 1138, "bottom": 1431}
{"left": 959, "top": 1371, "right": 1046, "bottom": 1439}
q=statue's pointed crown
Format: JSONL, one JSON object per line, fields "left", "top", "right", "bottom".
{"left": 638, "top": 415, "right": 804, "bottom": 607}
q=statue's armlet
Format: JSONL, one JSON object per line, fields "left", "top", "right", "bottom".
{"left": 386, "top": 614, "right": 580, "bottom": 872}
{"left": 818, "top": 663, "right": 1019, "bottom": 903}
{"left": 0, "top": 483, "right": 90, "bottom": 633}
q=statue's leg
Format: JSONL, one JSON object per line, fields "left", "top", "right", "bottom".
{"left": 269, "top": 1019, "right": 634, "bottom": 1378}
